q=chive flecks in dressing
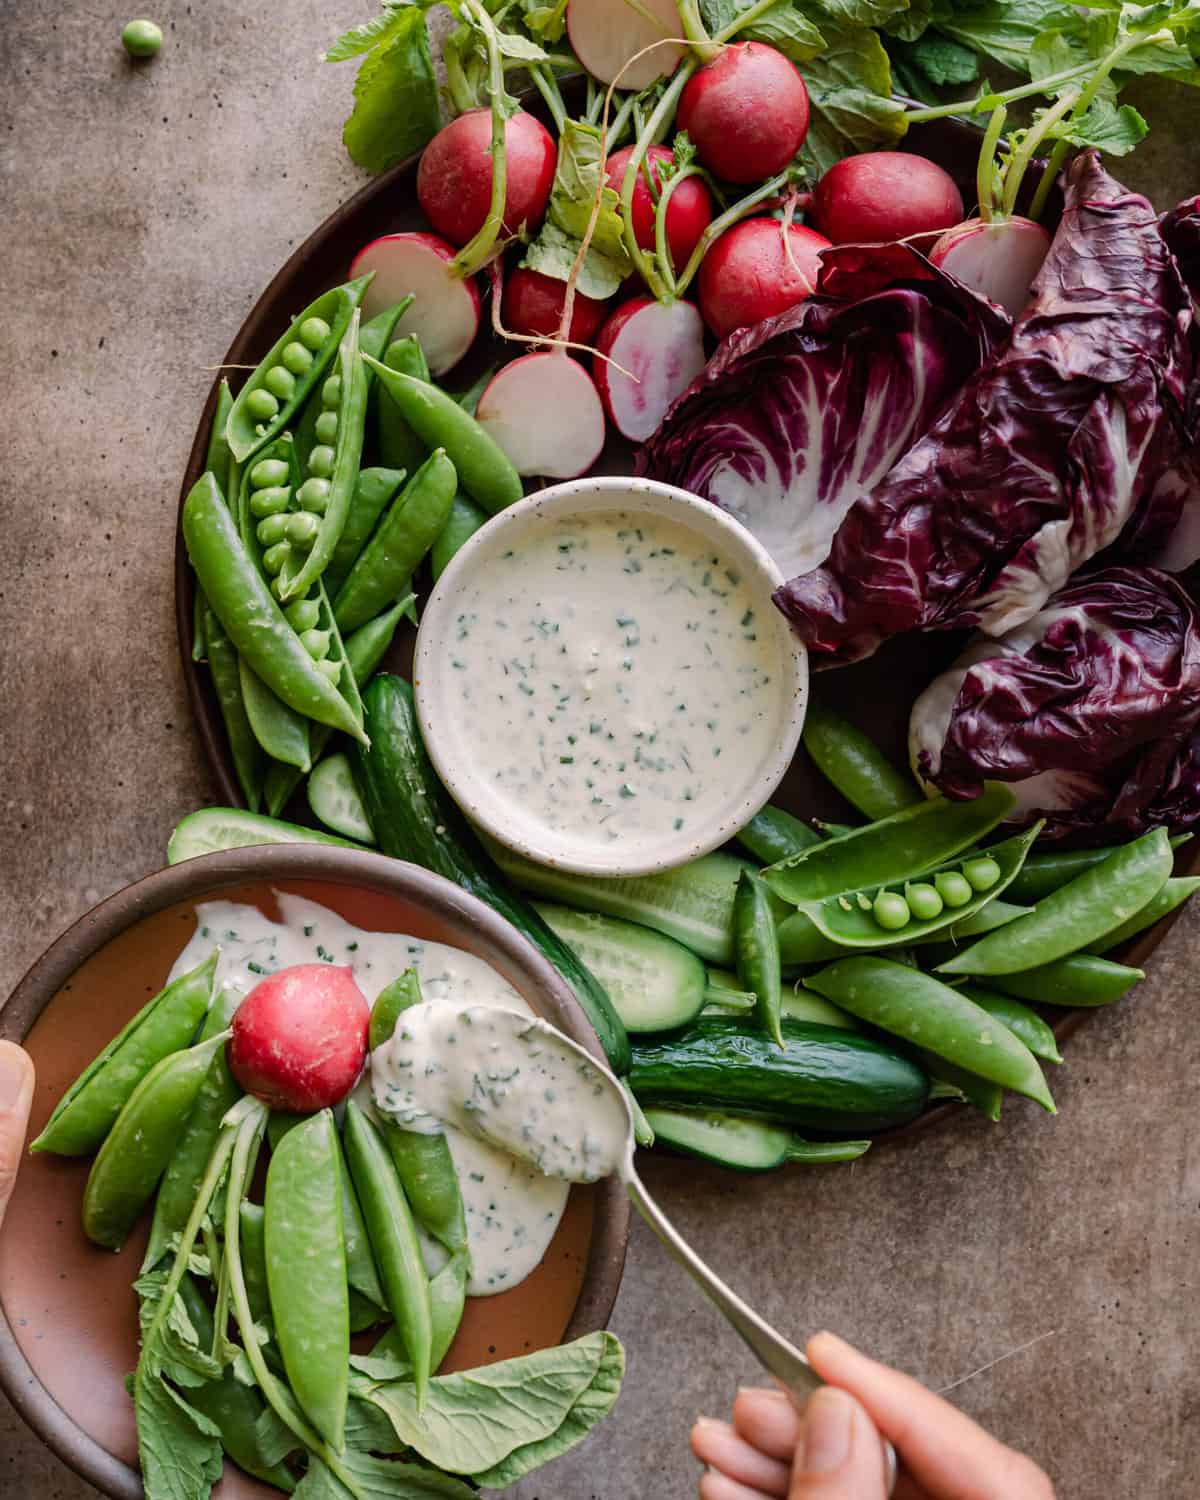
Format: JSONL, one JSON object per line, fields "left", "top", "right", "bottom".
{"left": 372, "top": 1003, "right": 627, "bottom": 1184}
{"left": 168, "top": 895, "right": 570, "bottom": 1297}
{"left": 436, "top": 509, "right": 787, "bottom": 859}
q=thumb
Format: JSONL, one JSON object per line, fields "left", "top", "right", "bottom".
{"left": 0, "top": 1042, "right": 35, "bottom": 1227}
{"left": 790, "top": 1386, "right": 889, "bottom": 1500}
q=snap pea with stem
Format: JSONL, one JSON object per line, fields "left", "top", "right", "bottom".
{"left": 1086, "top": 876, "right": 1200, "bottom": 954}
{"left": 988, "top": 953, "right": 1143, "bottom": 1008}
{"left": 240, "top": 656, "right": 312, "bottom": 771}
{"left": 333, "top": 449, "right": 457, "bottom": 633}
{"left": 32, "top": 952, "right": 217, "bottom": 1157}
{"left": 804, "top": 957, "right": 1055, "bottom": 1112}
{"left": 938, "top": 827, "right": 1174, "bottom": 977}
{"left": 1006, "top": 834, "right": 1191, "bottom": 906}
{"left": 734, "top": 870, "right": 784, "bottom": 1048}
{"left": 958, "top": 987, "right": 1063, "bottom": 1066}
{"left": 801, "top": 702, "right": 921, "bottom": 821}
{"left": 226, "top": 275, "right": 372, "bottom": 463}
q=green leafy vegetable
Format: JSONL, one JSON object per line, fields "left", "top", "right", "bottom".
{"left": 932, "top": 0, "right": 1080, "bottom": 74}
{"left": 799, "top": 21, "right": 909, "bottom": 171}
{"left": 904, "top": 33, "right": 980, "bottom": 83}
{"left": 135, "top": 1376, "right": 226, "bottom": 1500}
{"left": 521, "top": 120, "right": 633, "bottom": 297}
{"left": 334, "top": 7, "right": 442, "bottom": 173}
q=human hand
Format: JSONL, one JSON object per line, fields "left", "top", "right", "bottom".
{"left": 0, "top": 1042, "right": 35, "bottom": 1229}
{"left": 692, "top": 1331, "right": 1054, "bottom": 1500}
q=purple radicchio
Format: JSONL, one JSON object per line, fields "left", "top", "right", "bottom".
{"left": 636, "top": 241, "right": 1009, "bottom": 581}
{"left": 909, "top": 567, "right": 1200, "bottom": 840}
{"left": 777, "top": 152, "right": 1194, "bottom": 669}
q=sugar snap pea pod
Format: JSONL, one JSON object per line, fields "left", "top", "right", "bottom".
{"left": 264, "top": 1109, "right": 350, "bottom": 1451}
{"left": 193, "top": 382, "right": 236, "bottom": 663}
{"left": 183, "top": 473, "right": 367, "bottom": 741}
{"left": 734, "top": 870, "right": 784, "bottom": 1047}
{"left": 364, "top": 355, "right": 523, "bottom": 515}
{"left": 804, "top": 957, "right": 1055, "bottom": 1112}
{"left": 938, "top": 827, "right": 1173, "bottom": 978}
{"left": 958, "top": 987, "right": 1063, "bottom": 1065}
{"left": 736, "top": 804, "right": 823, "bottom": 865}
{"left": 199, "top": 985, "right": 242, "bottom": 1042}
{"left": 332, "top": 449, "right": 457, "bottom": 633}
{"left": 237, "top": 1200, "right": 273, "bottom": 1330}
{"left": 795, "top": 827, "right": 1040, "bottom": 952}
{"left": 227, "top": 275, "right": 372, "bottom": 463}
{"left": 989, "top": 953, "right": 1143, "bottom": 1007}
{"left": 1084, "top": 875, "right": 1200, "bottom": 955}
{"left": 376, "top": 336, "right": 432, "bottom": 474}
{"left": 301, "top": 302, "right": 413, "bottom": 472}
{"left": 325, "top": 466, "right": 406, "bottom": 594}
{"left": 82, "top": 1031, "right": 230, "bottom": 1250}
{"left": 33, "top": 953, "right": 217, "bottom": 1156}
{"left": 1006, "top": 833, "right": 1191, "bottom": 906}
{"left": 239, "top": 656, "right": 312, "bottom": 771}
{"left": 202, "top": 601, "right": 265, "bottom": 810}
{"left": 176, "top": 1273, "right": 298, "bottom": 1491}
{"left": 364, "top": 1250, "right": 469, "bottom": 1376}
{"left": 263, "top": 598, "right": 411, "bottom": 818}
{"left": 802, "top": 702, "right": 921, "bottom": 821}
{"left": 917, "top": 1051, "right": 1002, "bottom": 1122}
{"left": 343, "top": 1099, "right": 434, "bottom": 1407}
{"left": 143, "top": 1045, "right": 242, "bottom": 1271}
{"left": 431, "top": 493, "right": 487, "bottom": 581}
{"left": 763, "top": 785, "right": 1016, "bottom": 907}
{"left": 370, "top": 969, "right": 423, "bottom": 1053}
{"left": 280, "top": 310, "right": 370, "bottom": 603}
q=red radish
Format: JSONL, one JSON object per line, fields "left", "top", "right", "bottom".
{"left": 416, "top": 109, "right": 556, "bottom": 247}
{"left": 698, "top": 218, "right": 830, "bottom": 338}
{"left": 229, "top": 964, "right": 369, "bottom": 1113}
{"left": 476, "top": 354, "right": 606, "bottom": 477}
{"left": 605, "top": 146, "right": 714, "bottom": 272}
{"left": 929, "top": 217, "right": 1052, "bottom": 318}
{"left": 593, "top": 298, "right": 706, "bottom": 441}
{"left": 810, "top": 152, "right": 963, "bottom": 245}
{"left": 502, "top": 267, "right": 607, "bottom": 344}
{"left": 350, "top": 233, "right": 481, "bottom": 376}
{"left": 676, "top": 44, "right": 809, "bottom": 185}
{"left": 565, "top": 0, "right": 685, "bottom": 90}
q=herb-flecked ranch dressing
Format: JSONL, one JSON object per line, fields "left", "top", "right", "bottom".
{"left": 371, "top": 1003, "right": 627, "bottom": 1183}
{"left": 437, "top": 509, "right": 784, "bottom": 857}
{"left": 169, "top": 894, "right": 570, "bottom": 1296}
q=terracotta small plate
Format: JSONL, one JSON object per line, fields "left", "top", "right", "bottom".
{"left": 0, "top": 846, "right": 630, "bottom": 1499}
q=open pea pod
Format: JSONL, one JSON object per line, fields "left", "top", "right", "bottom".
{"left": 226, "top": 274, "right": 372, "bottom": 463}
{"left": 777, "top": 896, "right": 1032, "bottom": 968}
{"left": 792, "top": 826, "right": 1040, "bottom": 951}
{"left": 762, "top": 785, "right": 1016, "bottom": 907}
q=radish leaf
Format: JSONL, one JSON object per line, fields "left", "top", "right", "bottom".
{"left": 341, "top": 8, "right": 441, "bottom": 173}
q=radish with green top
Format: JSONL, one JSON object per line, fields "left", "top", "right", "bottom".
{"left": 593, "top": 297, "right": 706, "bottom": 442}
{"left": 698, "top": 217, "right": 829, "bottom": 338}
{"left": 565, "top": 0, "right": 686, "bottom": 89}
{"left": 605, "top": 145, "right": 713, "bottom": 273}
{"left": 349, "top": 232, "right": 481, "bottom": 375}
{"left": 476, "top": 354, "right": 606, "bottom": 477}
{"left": 676, "top": 44, "right": 810, "bottom": 185}
{"left": 503, "top": 267, "right": 607, "bottom": 345}
{"left": 416, "top": 108, "right": 556, "bottom": 247}
{"left": 810, "top": 152, "right": 963, "bottom": 245}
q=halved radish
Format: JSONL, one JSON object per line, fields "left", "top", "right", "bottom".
{"left": 566, "top": 0, "right": 685, "bottom": 90}
{"left": 593, "top": 297, "right": 706, "bottom": 442}
{"left": 929, "top": 217, "right": 1052, "bottom": 318}
{"left": 476, "top": 354, "right": 606, "bottom": 478}
{"left": 350, "top": 232, "right": 481, "bottom": 376}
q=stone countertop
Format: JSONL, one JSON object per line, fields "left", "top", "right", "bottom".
{"left": 3, "top": 5, "right": 1199, "bottom": 1496}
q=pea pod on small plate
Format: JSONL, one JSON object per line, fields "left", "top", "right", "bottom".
{"left": 937, "top": 826, "right": 1173, "bottom": 977}
{"left": 763, "top": 785, "right": 1016, "bottom": 907}
{"left": 804, "top": 956, "right": 1056, "bottom": 1112}
{"left": 193, "top": 380, "right": 235, "bottom": 663}
{"left": 226, "top": 274, "right": 372, "bottom": 463}
{"left": 201, "top": 599, "right": 265, "bottom": 809}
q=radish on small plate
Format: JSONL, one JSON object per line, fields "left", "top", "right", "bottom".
{"left": 566, "top": 0, "right": 686, "bottom": 89}
{"left": 416, "top": 109, "right": 557, "bottom": 247}
{"left": 594, "top": 297, "right": 706, "bottom": 442}
{"left": 676, "top": 43, "right": 810, "bottom": 185}
{"left": 350, "top": 232, "right": 481, "bottom": 376}
{"left": 477, "top": 354, "right": 606, "bottom": 478}
{"left": 810, "top": 152, "right": 963, "bottom": 245}
{"left": 929, "top": 216, "right": 1051, "bottom": 318}
{"left": 698, "top": 218, "right": 830, "bottom": 338}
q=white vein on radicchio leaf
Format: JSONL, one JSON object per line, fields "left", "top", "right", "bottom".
{"left": 636, "top": 240, "right": 1009, "bottom": 581}
{"left": 776, "top": 151, "right": 1195, "bottom": 669}
{"left": 909, "top": 568, "right": 1200, "bottom": 841}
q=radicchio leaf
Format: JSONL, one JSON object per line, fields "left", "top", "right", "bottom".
{"left": 637, "top": 241, "right": 1008, "bottom": 580}
{"left": 909, "top": 568, "right": 1200, "bottom": 840}
{"left": 777, "top": 152, "right": 1194, "bottom": 667}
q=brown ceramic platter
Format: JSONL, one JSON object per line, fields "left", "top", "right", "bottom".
{"left": 170, "top": 95, "right": 1196, "bottom": 1102}
{"left": 0, "top": 847, "right": 630, "bottom": 1499}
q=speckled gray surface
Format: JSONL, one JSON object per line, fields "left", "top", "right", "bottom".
{"left": 3, "top": 6, "right": 1200, "bottom": 1496}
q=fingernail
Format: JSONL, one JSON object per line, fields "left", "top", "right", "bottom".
{"left": 801, "top": 1388, "right": 853, "bottom": 1475}
{"left": 0, "top": 1044, "right": 28, "bottom": 1110}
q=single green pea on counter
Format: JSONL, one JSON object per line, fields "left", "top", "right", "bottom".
{"left": 121, "top": 17, "right": 162, "bottom": 56}
{"left": 226, "top": 275, "right": 372, "bottom": 464}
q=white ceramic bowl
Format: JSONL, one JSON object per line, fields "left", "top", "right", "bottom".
{"left": 414, "top": 477, "right": 808, "bottom": 876}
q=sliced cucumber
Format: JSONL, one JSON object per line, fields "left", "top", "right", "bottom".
{"left": 308, "top": 753, "right": 377, "bottom": 845}
{"left": 485, "top": 835, "right": 751, "bottom": 965}
{"left": 534, "top": 903, "right": 705, "bottom": 1034}
{"left": 643, "top": 1108, "right": 870, "bottom": 1171}
{"left": 701, "top": 968, "right": 757, "bottom": 1016}
{"left": 167, "top": 807, "right": 366, "bottom": 864}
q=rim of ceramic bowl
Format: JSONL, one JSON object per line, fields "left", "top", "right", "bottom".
{"left": 0, "top": 845, "right": 630, "bottom": 1500}
{"left": 413, "top": 475, "right": 809, "bottom": 878}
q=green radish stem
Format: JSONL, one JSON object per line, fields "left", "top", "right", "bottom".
{"left": 452, "top": 0, "right": 512, "bottom": 278}
{"left": 529, "top": 62, "right": 568, "bottom": 132}
{"left": 1002, "top": 89, "right": 1078, "bottom": 219}
{"left": 676, "top": 0, "right": 720, "bottom": 61}
{"left": 654, "top": 163, "right": 707, "bottom": 288}
{"left": 619, "top": 61, "right": 698, "bottom": 301}
{"left": 976, "top": 105, "right": 1007, "bottom": 221}
{"left": 673, "top": 163, "right": 799, "bottom": 298}
{"left": 713, "top": 0, "right": 778, "bottom": 41}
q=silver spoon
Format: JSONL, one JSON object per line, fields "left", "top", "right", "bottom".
{"left": 431, "top": 1007, "right": 898, "bottom": 1495}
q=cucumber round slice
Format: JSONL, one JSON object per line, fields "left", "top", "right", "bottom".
{"left": 308, "top": 753, "right": 377, "bottom": 844}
